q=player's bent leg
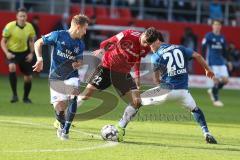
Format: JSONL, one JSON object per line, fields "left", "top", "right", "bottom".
{"left": 51, "top": 88, "right": 68, "bottom": 129}
{"left": 8, "top": 63, "right": 18, "bottom": 103}
{"left": 208, "top": 78, "right": 224, "bottom": 107}
{"left": 212, "top": 78, "right": 220, "bottom": 101}
{"left": 54, "top": 119, "right": 61, "bottom": 129}
{"left": 54, "top": 101, "right": 67, "bottom": 129}
{"left": 140, "top": 86, "right": 170, "bottom": 106}
{"left": 181, "top": 91, "right": 217, "bottom": 144}
{"left": 8, "top": 63, "right": 16, "bottom": 72}
{"left": 23, "top": 75, "right": 32, "bottom": 103}
{"left": 61, "top": 96, "right": 78, "bottom": 140}
{"left": 181, "top": 91, "right": 207, "bottom": 131}
{"left": 209, "top": 65, "right": 229, "bottom": 107}
{"left": 77, "top": 83, "right": 99, "bottom": 111}
{"left": 221, "top": 77, "right": 229, "bottom": 86}
{"left": 191, "top": 107, "right": 217, "bottom": 144}
{"left": 214, "top": 77, "right": 228, "bottom": 107}
{"left": 116, "top": 90, "right": 141, "bottom": 142}
{"left": 78, "top": 83, "right": 98, "bottom": 101}
{"left": 54, "top": 116, "right": 76, "bottom": 129}
{"left": 53, "top": 101, "right": 68, "bottom": 140}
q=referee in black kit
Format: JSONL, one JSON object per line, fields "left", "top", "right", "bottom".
{"left": 1, "top": 8, "right": 36, "bottom": 103}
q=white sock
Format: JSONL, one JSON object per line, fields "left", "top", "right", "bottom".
{"left": 118, "top": 105, "right": 138, "bottom": 128}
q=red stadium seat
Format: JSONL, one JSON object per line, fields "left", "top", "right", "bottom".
{"left": 85, "top": 6, "right": 95, "bottom": 18}
{"left": 95, "top": 6, "right": 108, "bottom": 18}
{"left": 118, "top": 8, "right": 132, "bottom": 19}
{"left": 96, "top": 17, "right": 132, "bottom": 26}
{"left": 70, "top": 5, "right": 94, "bottom": 18}
{"left": 70, "top": 5, "right": 81, "bottom": 15}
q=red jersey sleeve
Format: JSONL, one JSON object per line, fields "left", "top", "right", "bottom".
{"left": 100, "top": 30, "right": 127, "bottom": 50}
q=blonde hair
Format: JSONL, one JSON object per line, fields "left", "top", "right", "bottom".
{"left": 71, "top": 14, "right": 89, "bottom": 25}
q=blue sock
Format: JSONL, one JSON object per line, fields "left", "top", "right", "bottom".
{"left": 63, "top": 96, "right": 77, "bottom": 134}
{"left": 55, "top": 110, "right": 65, "bottom": 127}
{"left": 212, "top": 84, "right": 219, "bottom": 101}
{"left": 191, "top": 107, "right": 209, "bottom": 133}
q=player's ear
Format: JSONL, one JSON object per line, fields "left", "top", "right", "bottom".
{"left": 77, "top": 24, "right": 81, "bottom": 30}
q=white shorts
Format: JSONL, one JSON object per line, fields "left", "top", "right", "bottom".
{"left": 141, "top": 89, "right": 197, "bottom": 111}
{"left": 50, "top": 77, "right": 80, "bottom": 104}
{"left": 211, "top": 65, "right": 229, "bottom": 78}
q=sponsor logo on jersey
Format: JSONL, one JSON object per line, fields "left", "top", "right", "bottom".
{"left": 211, "top": 42, "right": 223, "bottom": 49}
{"left": 57, "top": 49, "right": 75, "bottom": 60}
{"left": 120, "top": 40, "right": 139, "bottom": 57}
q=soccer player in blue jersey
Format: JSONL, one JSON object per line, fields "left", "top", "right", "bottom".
{"left": 202, "top": 20, "right": 228, "bottom": 107}
{"left": 33, "top": 14, "right": 89, "bottom": 140}
{"left": 116, "top": 28, "right": 217, "bottom": 144}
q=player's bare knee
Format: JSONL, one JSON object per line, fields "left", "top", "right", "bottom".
{"left": 24, "top": 75, "right": 32, "bottom": 82}
{"left": 213, "top": 78, "right": 220, "bottom": 84}
{"left": 9, "top": 64, "right": 16, "bottom": 72}
{"left": 54, "top": 101, "right": 67, "bottom": 111}
{"left": 131, "top": 98, "right": 142, "bottom": 108}
{"left": 222, "top": 78, "right": 229, "bottom": 84}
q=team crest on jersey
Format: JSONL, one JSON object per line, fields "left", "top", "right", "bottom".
{"left": 74, "top": 46, "right": 80, "bottom": 53}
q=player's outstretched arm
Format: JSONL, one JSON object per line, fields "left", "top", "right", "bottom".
{"left": 192, "top": 52, "right": 215, "bottom": 79}
{"left": 32, "top": 38, "right": 44, "bottom": 72}
{"left": 100, "top": 31, "right": 125, "bottom": 51}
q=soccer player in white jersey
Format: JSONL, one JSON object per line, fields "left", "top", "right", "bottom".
{"left": 33, "top": 14, "right": 89, "bottom": 140}
{"left": 202, "top": 20, "right": 228, "bottom": 107}
{"left": 116, "top": 27, "right": 218, "bottom": 144}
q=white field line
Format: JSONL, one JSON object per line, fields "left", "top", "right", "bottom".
{"left": 0, "top": 119, "right": 118, "bottom": 153}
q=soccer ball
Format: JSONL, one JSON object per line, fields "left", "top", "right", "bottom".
{"left": 101, "top": 125, "right": 118, "bottom": 141}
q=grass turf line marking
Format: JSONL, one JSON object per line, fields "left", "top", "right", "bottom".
{"left": 0, "top": 119, "right": 118, "bottom": 153}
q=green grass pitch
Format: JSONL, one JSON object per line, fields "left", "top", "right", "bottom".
{"left": 0, "top": 76, "right": 239, "bottom": 160}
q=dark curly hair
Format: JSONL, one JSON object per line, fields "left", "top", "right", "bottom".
{"left": 144, "top": 27, "right": 164, "bottom": 44}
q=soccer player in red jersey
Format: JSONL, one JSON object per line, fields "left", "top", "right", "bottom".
{"left": 78, "top": 28, "right": 158, "bottom": 140}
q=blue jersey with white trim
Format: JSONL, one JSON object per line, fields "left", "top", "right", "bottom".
{"left": 42, "top": 30, "right": 84, "bottom": 80}
{"left": 202, "top": 32, "right": 226, "bottom": 66}
{"left": 151, "top": 44, "right": 193, "bottom": 89}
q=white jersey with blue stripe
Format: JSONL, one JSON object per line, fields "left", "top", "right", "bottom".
{"left": 151, "top": 44, "right": 193, "bottom": 89}
{"left": 202, "top": 32, "right": 226, "bottom": 66}
{"left": 42, "top": 30, "right": 84, "bottom": 80}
